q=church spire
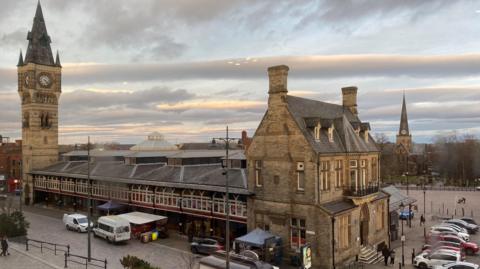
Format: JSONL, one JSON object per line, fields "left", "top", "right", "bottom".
{"left": 398, "top": 92, "right": 409, "bottom": 135}
{"left": 24, "top": 1, "right": 55, "bottom": 66}
{"left": 55, "top": 50, "right": 61, "bottom": 67}
{"left": 17, "top": 50, "right": 24, "bottom": 67}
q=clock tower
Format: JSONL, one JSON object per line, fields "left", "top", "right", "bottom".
{"left": 18, "top": 1, "right": 61, "bottom": 204}
{"left": 395, "top": 93, "right": 412, "bottom": 154}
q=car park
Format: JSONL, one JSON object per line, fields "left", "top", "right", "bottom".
{"left": 439, "top": 224, "right": 469, "bottom": 235}
{"left": 422, "top": 243, "right": 465, "bottom": 261}
{"left": 414, "top": 249, "right": 461, "bottom": 269}
{"left": 444, "top": 219, "right": 478, "bottom": 234}
{"left": 434, "top": 261, "right": 479, "bottom": 269}
{"left": 190, "top": 237, "right": 223, "bottom": 255}
{"left": 63, "top": 213, "right": 93, "bottom": 233}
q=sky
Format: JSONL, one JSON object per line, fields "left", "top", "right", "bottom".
{"left": 1, "top": 0, "right": 480, "bottom": 145}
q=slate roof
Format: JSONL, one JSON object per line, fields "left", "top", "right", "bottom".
{"left": 286, "top": 95, "right": 379, "bottom": 154}
{"left": 321, "top": 199, "right": 356, "bottom": 215}
{"left": 31, "top": 161, "right": 249, "bottom": 195}
{"left": 23, "top": 2, "right": 56, "bottom": 66}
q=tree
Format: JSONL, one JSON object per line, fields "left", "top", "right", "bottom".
{"left": 0, "top": 211, "right": 29, "bottom": 237}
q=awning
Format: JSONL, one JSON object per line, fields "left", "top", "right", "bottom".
{"left": 234, "top": 228, "right": 275, "bottom": 248}
{"left": 382, "top": 185, "right": 417, "bottom": 212}
{"left": 97, "top": 200, "right": 124, "bottom": 211}
{"left": 117, "top": 211, "right": 167, "bottom": 225}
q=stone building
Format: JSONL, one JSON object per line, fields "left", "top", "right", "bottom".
{"left": 17, "top": 2, "right": 62, "bottom": 204}
{"left": 395, "top": 93, "right": 413, "bottom": 175}
{"left": 0, "top": 137, "right": 22, "bottom": 192}
{"left": 246, "top": 65, "right": 389, "bottom": 268}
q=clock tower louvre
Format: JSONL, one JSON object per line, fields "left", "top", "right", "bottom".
{"left": 18, "top": 1, "right": 61, "bottom": 205}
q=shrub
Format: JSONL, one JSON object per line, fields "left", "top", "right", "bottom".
{"left": 120, "top": 255, "right": 161, "bottom": 269}
{"left": 0, "top": 210, "right": 29, "bottom": 237}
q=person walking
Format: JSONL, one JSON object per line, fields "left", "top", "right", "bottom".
{"left": 420, "top": 214, "right": 425, "bottom": 226}
{"left": 390, "top": 249, "right": 396, "bottom": 265}
{"left": 0, "top": 236, "right": 8, "bottom": 256}
{"left": 382, "top": 246, "right": 390, "bottom": 266}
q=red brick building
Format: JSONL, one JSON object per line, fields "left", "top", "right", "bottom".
{"left": 0, "top": 137, "right": 22, "bottom": 192}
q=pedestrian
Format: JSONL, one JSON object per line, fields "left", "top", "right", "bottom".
{"left": 420, "top": 214, "right": 425, "bottom": 226}
{"left": 382, "top": 246, "right": 390, "bottom": 266}
{"left": 0, "top": 236, "right": 8, "bottom": 256}
{"left": 390, "top": 249, "right": 395, "bottom": 265}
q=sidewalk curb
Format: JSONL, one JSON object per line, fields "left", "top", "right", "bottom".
{"left": 10, "top": 243, "right": 63, "bottom": 269}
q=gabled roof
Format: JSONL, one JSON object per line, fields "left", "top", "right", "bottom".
{"left": 286, "top": 95, "right": 379, "bottom": 154}
{"left": 24, "top": 1, "right": 55, "bottom": 66}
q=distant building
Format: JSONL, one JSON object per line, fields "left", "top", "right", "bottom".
{"left": 246, "top": 65, "right": 389, "bottom": 268}
{"left": 0, "top": 137, "right": 22, "bottom": 192}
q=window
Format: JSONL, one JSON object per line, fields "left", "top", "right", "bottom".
{"left": 290, "top": 218, "right": 306, "bottom": 250}
{"left": 314, "top": 123, "right": 321, "bottom": 141}
{"left": 371, "top": 158, "right": 378, "bottom": 180}
{"left": 297, "top": 171, "right": 305, "bottom": 191}
{"left": 255, "top": 160, "right": 263, "bottom": 187}
{"left": 349, "top": 160, "right": 357, "bottom": 168}
{"left": 335, "top": 160, "right": 343, "bottom": 188}
{"left": 376, "top": 201, "right": 385, "bottom": 231}
{"left": 338, "top": 214, "right": 351, "bottom": 249}
{"left": 328, "top": 126, "right": 334, "bottom": 142}
{"left": 320, "top": 161, "right": 330, "bottom": 190}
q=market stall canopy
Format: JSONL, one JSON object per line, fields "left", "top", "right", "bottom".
{"left": 117, "top": 211, "right": 168, "bottom": 225}
{"left": 234, "top": 228, "right": 276, "bottom": 248}
{"left": 97, "top": 200, "right": 124, "bottom": 211}
{"left": 382, "top": 185, "right": 417, "bottom": 212}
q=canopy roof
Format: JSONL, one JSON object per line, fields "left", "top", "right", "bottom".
{"left": 382, "top": 185, "right": 417, "bottom": 211}
{"left": 117, "top": 211, "right": 167, "bottom": 225}
{"left": 97, "top": 200, "right": 124, "bottom": 211}
{"left": 234, "top": 228, "right": 275, "bottom": 248}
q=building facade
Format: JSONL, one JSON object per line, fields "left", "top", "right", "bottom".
{"left": 18, "top": 2, "right": 61, "bottom": 204}
{"left": 246, "top": 65, "right": 389, "bottom": 268}
{"left": 0, "top": 137, "right": 22, "bottom": 192}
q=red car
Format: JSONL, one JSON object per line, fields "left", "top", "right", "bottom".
{"left": 428, "top": 234, "right": 478, "bottom": 255}
{"left": 422, "top": 242, "right": 466, "bottom": 260}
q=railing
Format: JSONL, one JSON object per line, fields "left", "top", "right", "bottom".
{"left": 344, "top": 182, "right": 379, "bottom": 197}
{"left": 65, "top": 252, "right": 107, "bottom": 269}
{"left": 26, "top": 238, "right": 70, "bottom": 256}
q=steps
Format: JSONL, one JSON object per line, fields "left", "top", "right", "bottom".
{"left": 359, "top": 246, "right": 383, "bottom": 264}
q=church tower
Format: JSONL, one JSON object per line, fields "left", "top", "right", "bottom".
{"left": 395, "top": 93, "right": 412, "bottom": 154}
{"left": 18, "top": 2, "right": 61, "bottom": 204}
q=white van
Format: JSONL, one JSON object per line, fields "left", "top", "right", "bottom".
{"left": 63, "top": 213, "right": 93, "bottom": 233}
{"left": 93, "top": 216, "right": 131, "bottom": 243}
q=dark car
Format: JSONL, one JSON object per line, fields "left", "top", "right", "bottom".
{"left": 460, "top": 217, "right": 478, "bottom": 226}
{"left": 191, "top": 238, "right": 223, "bottom": 255}
{"left": 444, "top": 219, "right": 478, "bottom": 234}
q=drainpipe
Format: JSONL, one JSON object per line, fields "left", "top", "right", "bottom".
{"left": 331, "top": 216, "right": 336, "bottom": 269}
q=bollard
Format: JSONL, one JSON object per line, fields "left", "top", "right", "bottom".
{"left": 67, "top": 245, "right": 70, "bottom": 256}
{"left": 447, "top": 208, "right": 449, "bottom": 215}
{"left": 54, "top": 244, "right": 57, "bottom": 255}
{"left": 472, "top": 210, "right": 474, "bottom": 217}
{"left": 411, "top": 248, "right": 415, "bottom": 264}
{"left": 64, "top": 252, "right": 68, "bottom": 268}
{"left": 41, "top": 242, "right": 43, "bottom": 253}
{"left": 26, "top": 238, "right": 29, "bottom": 251}
{"left": 462, "top": 208, "right": 465, "bottom": 216}
{"left": 399, "top": 262, "right": 402, "bottom": 269}
{"left": 443, "top": 203, "right": 445, "bottom": 214}
{"left": 105, "top": 258, "right": 107, "bottom": 269}
{"left": 455, "top": 208, "right": 457, "bottom": 216}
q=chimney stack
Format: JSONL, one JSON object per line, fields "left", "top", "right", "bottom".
{"left": 342, "top": 86, "right": 358, "bottom": 115}
{"left": 268, "top": 65, "right": 289, "bottom": 95}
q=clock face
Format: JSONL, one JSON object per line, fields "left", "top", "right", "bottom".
{"left": 38, "top": 73, "right": 52, "bottom": 88}
{"left": 401, "top": 130, "right": 407, "bottom": 135}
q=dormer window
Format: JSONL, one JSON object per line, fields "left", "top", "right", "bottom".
{"left": 314, "top": 122, "right": 321, "bottom": 141}
{"left": 364, "top": 130, "right": 369, "bottom": 143}
{"left": 354, "top": 128, "right": 360, "bottom": 136}
{"left": 328, "top": 125, "right": 334, "bottom": 142}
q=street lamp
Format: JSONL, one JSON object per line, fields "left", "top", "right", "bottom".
{"left": 423, "top": 182, "right": 426, "bottom": 238}
{"left": 400, "top": 202, "right": 405, "bottom": 267}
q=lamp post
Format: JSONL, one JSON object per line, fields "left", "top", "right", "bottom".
{"left": 400, "top": 202, "right": 405, "bottom": 267}
{"left": 87, "top": 136, "right": 92, "bottom": 262}
{"left": 213, "top": 126, "right": 240, "bottom": 269}
{"left": 423, "top": 182, "right": 426, "bottom": 238}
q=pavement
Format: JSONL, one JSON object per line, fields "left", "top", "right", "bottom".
{"left": 0, "top": 242, "right": 62, "bottom": 269}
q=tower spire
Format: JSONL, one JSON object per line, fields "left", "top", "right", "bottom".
{"left": 24, "top": 0, "right": 55, "bottom": 66}
{"left": 17, "top": 50, "right": 24, "bottom": 67}
{"left": 399, "top": 92, "right": 409, "bottom": 135}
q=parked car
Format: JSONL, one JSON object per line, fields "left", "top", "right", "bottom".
{"left": 438, "top": 223, "right": 469, "bottom": 235}
{"left": 444, "top": 219, "right": 478, "bottom": 234}
{"left": 199, "top": 251, "right": 279, "bottom": 269}
{"left": 422, "top": 242, "right": 466, "bottom": 260}
{"left": 434, "top": 261, "right": 479, "bottom": 269}
{"left": 190, "top": 237, "right": 223, "bottom": 255}
{"left": 429, "top": 226, "right": 469, "bottom": 241}
{"left": 428, "top": 234, "right": 479, "bottom": 255}
{"left": 400, "top": 209, "right": 415, "bottom": 220}
{"left": 460, "top": 217, "right": 478, "bottom": 226}
{"left": 414, "top": 249, "right": 461, "bottom": 269}
{"left": 92, "top": 215, "right": 131, "bottom": 243}
{"left": 63, "top": 213, "right": 93, "bottom": 233}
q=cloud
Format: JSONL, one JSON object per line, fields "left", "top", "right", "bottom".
{"left": 156, "top": 100, "right": 264, "bottom": 112}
